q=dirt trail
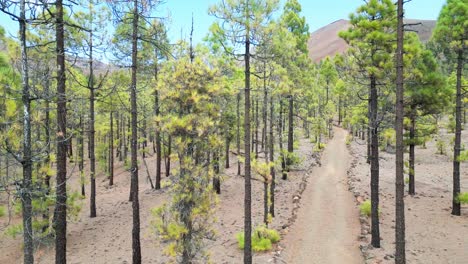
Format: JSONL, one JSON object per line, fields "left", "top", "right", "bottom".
{"left": 282, "top": 127, "right": 363, "bottom": 264}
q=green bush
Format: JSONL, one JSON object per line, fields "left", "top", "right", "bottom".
{"left": 457, "top": 193, "right": 468, "bottom": 204}
{"left": 436, "top": 137, "right": 446, "bottom": 155}
{"left": 359, "top": 200, "right": 380, "bottom": 217}
{"left": 0, "top": 205, "right": 5, "bottom": 217}
{"left": 236, "top": 225, "right": 281, "bottom": 252}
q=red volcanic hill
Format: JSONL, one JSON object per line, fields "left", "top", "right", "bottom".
{"left": 308, "top": 19, "right": 437, "bottom": 63}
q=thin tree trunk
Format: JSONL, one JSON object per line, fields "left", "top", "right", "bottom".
{"left": 287, "top": 95, "right": 293, "bottom": 166}
{"left": 395, "top": 1, "right": 406, "bottom": 261}
{"left": 243, "top": 21, "right": 252, "bottom": 264}
{"left": 213, "top": 150, "right": 221, "bottom": 194}
{"left": 225, "top": 136, "right": 230, "bottom": 169}
{"left": 79, "top": 115, "right": 85, "bottom": 196}
{"left": 109, "top": 111, "right": 114, "bottom": 186}
{"left": 409, "top": 107, "right": 416, "bottom": 195}
{"left": 154, "top": 57, "right": 161, "bottom": 189}
{"left": 237, "top": 92, "right": 241, "bottom": 175}
{"left": 89, "top": 26, "right": 97, "bottom": 218}
{"left": 165, "top": 135, "right": 171, "bottom": 177}
{"left": 269, "top": 96, "right": 275, "bottom": 217}
{"left": 19, "top": 1, "right": 33, "bottom": 261}
{"left": 130, "top": 0, "right": 142, "bottom": 262}
{"left": 55, "top": 0, "right": 68, "bottom": 262}
{"left": 370, "top": 74, "right": 380, "bottom": 248}
{"left": 452, "top": 48, "right": 463, "bottom": 216}
{"left": 279, "top": 99, "right": 287, "bottom": 180}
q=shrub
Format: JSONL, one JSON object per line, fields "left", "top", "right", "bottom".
{"left": 236, "top": 225, "right": 281, "bottom": 252}
{"left": 457, "top": 193, "right": 468, "bottom": 204}
{"left": 359, "top": 200, "right": 380, "bottom": 217}
{"left": 436, "top": 137, "right": 446, "bottom": 155}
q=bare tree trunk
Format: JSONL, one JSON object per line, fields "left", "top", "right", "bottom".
{"left": 395, "top": 1, "right": 406, "bottom": 261}
{"left": 287, "top": 95, "right": 293, "bottom": 166}
{"left": 88, "top": 24, "right": 97, "bottom": 218}
{"left": 109, "top": 111, "right": 114, "bottom": 186}
{"left": 225, "top": 136, "right": 230, "bottom": 169}
{"left": 243, "top": 21, "right": 252, "bottom": 264}
{"left": 154, "top": 59, "right": 161, "bottom": 189}
{"left": 79, "top": 115, "right": 85, "bottom": 196}
{"left": 237, "top": 92, "right": 241, "bottom": 175}
{"left": 130, "top": 1, "right": 141, "bottom": 262}
{"left": 165, "top": 135, "right": 171, "bottom": 177}
{"left": 408, "top": 107, "right": 416, "bottom": 195}
{"left": 279, "top": 99, "right": 287, "bottom": 180}
{"left": 370, "top": 74, "right": 380, "bottom": 248}
{"left": 452, "top": 48, "right": 463, "bottom": 216}
{"left": 55, "top": 0, "right": 68, "bottom": 262}
{"left": 269, "top": 96, "right": 275, "bottom": 217}
{"left": 19, "top": 1, "right": 33, "bottom": 261}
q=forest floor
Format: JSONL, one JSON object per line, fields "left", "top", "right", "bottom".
{"left": 280, "top": 127, "right": 363, "bottom": 264}
{"left": 0, "top": 131, "right": 324, "bottom": 264}
{"left": 348, "top": 126, "right": 468, "bottom": 264}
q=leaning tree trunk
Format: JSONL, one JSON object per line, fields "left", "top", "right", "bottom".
{"left": 370, "top": 74, "right": 380, "bottom": 248}
{"left": 395, "top": 1, "right": 406, "bottom": 261}
{"left": 452, "top": 48, "right": 463, "bottom": 216}
{"left": 55, "top": 0, "right": 68, "bottom": 262}
{"left": 18, "top": 1, "right": 34, "bottom": 262}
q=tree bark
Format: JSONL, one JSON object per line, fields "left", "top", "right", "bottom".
{"left": 225, "top": 136, "right": 230, "bottom": 169}
{"left": 88, "top": 23, "right": 97, "bottom": 218}
{"left": 19, "top": 1, "right": 33, "bottom": 261}
{"left": 452, "top": 48, "right": 463, "bottom": 216}
{"left": 109, "top": 111, "right": 114, "bottom": 186}
{"left": 395, "top": 1, "right": 406, "bottom": 261}
{"left": 287, "top": 95, "right": 293, "bottom": 166}
{"left": 409, "top": 106, "right": 416, "bottom": 195}
{"left": 243, "top": 19, "right": 252, "bottom": 263}
{"left": 130, "top": 0, "right": 142, "bottom": 262}
{"left": 55, "top": 0, "right": 68, "bottom": 262}
{"left": 279, "top": 99, "right": 287, "bottom": 180}
{"left": 269, "top": 96, "right": 275, "bottom": 217}
{"left": 237, "top": 92, "right": 241, "bottom": 175}
{"left": 79, "top": 115, "right": 85, "bottom": 196}
{"left": 370, "top": 74, "right": 380, "bottom": 248}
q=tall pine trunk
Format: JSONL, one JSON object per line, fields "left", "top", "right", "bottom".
{"left": 408, "top": 106, "right": 416, "bottom": 195}
{"left": 395, "top": 1, "right": 406, "bottom": 261}
{"left": 88, "top": 26, "right": 97, "bottom": 218}
{"left": 370, "top": 74, "right": 380, "bottom": 248}
{"left": 237, "top": 92, "right": 241, "bottom": 175}
{"left": 452, "top": 48, "right": 463, "bottom": 216}
{"left": 55, "top": 0, "right": 68, "bottom": 262}
{"left": 243, "top": 21, "right": 252, "bottom": 264}
{"left": 130, "top": 1, "right": 142, "bottom": 262}
{"left": 19, "top": 1, "right": 34, "bottom": 261}
{"left": 287, "top": 95, "right": 293, "bottom": 166}
{"left": 109, "top": 111, "right": 114, "bottom": 186}
{"left": 269, "top": 96, "right": 275, "bottom": 217}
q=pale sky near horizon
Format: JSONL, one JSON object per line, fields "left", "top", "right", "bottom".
{"left": 0, "top": 0, "right": 447, "bottom": 44}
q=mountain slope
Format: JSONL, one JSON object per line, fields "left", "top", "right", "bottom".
{"left": 307, "top": 19, "right": 437, "bottom": 63}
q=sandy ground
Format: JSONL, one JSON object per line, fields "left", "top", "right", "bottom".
{"left": 0, "top": 132, "right": 324, "bottom": 264}
{"left": 348, "top": 127, "right": 468, "bottom": 264}
{"left": 281, "top": 127, "right": 363, "bottom": 264}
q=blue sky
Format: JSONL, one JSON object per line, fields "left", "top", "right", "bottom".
{"left": 0, "top": 0, "right": 447, "bottom": 44}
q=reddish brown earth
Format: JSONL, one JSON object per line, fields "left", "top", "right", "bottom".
{"left": 0, "top": 133, "right": 326, "bottom": 264}
{"left": 348, "top": 126, "right": 468, "bottom": 264}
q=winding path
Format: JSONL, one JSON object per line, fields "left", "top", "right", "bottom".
{"left": 282, "top": 127, "right": 363, "bottom": 264}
